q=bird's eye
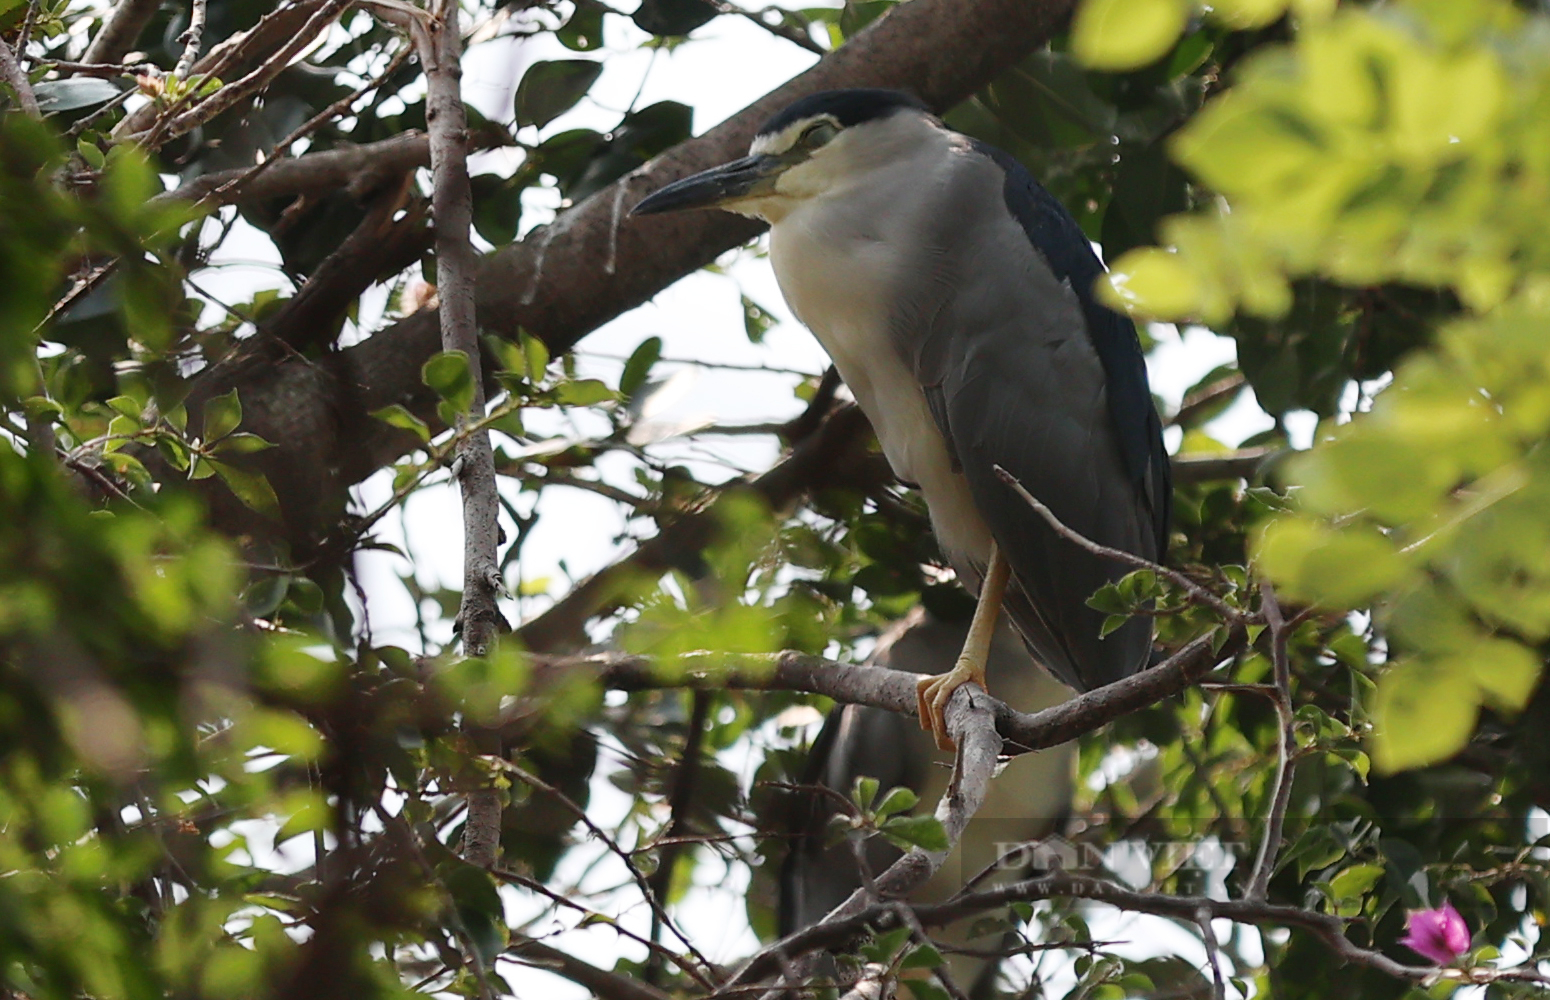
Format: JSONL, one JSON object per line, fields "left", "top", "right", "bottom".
{"left": 799, "top": 121, "right": 839, "bottom": 148}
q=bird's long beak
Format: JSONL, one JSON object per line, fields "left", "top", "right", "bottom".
{"left": 631, "top": 153, "right": 785, "bottom": 215}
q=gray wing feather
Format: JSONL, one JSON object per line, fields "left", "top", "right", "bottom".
{"left": 910, "top": 154, "right": 1161, "bottom": 692}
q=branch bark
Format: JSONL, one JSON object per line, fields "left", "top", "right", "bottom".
{"left": 523, "top": 626, "right": 1244, "bottom": 759}
{"left": 0, "top": 36, "right": 41, "bottom": 119}
{"left": 507, "top": 937, "right": 675, "bottom": 1000}
{"left": 731, "top": 870, "right": 1440, "bottom": 988}
{"left": 412, "top": 0, "right": 504, "bottom": 870}
{"left": 82, "top": 0, "right": 162, "bottom": 65}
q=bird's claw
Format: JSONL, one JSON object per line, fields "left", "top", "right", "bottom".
{"left": 915, "top": 659, "right": 987, "bottom": 753}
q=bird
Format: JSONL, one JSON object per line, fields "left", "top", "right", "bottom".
{"left": 633, "top": 88, "right": 1171, "bottom": 749}
{"left": 779, "top": 607, "right": 1075, "bottom": 994}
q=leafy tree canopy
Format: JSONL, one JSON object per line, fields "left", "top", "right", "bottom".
{"left": 2, "top": 0, "right": 1549, "bottom": 998}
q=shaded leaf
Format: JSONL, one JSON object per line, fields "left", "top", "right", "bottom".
{"left": 515, "top": 60, "right": 603, "bottom": 129}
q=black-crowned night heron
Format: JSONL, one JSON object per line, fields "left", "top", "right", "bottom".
{"left": 634, "top": 89, "right": 1171, "bottom": 749}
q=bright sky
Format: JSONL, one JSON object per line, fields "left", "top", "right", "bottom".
{"left": 184, "top": 4, "right": 1293, "bottom": 994}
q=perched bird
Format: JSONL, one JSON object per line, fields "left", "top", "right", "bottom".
{"left": 634, "top": 89, "right": 1170, "bottom": 747}
{"left": 780, "top": 607, "right": 1074, "bottom": 994}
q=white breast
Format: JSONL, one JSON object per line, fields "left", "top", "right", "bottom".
{"left": 767, "top": 180, "right": 995, "bottom": 584}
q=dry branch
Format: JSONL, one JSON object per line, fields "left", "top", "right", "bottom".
{"left": 410, "top": 0, "right": 504, "bottom": 869}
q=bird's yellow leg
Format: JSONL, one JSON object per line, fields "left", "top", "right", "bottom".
{"left": 916, "top": 543, "right": 1011, "bottom": 752}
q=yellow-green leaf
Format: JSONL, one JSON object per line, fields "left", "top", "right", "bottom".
{"left": 203, "top": 389, "right": 243, "bottom": 442}
{"left": 1459, "top": 638, "right": 1542, "bottom": 713}
{"left": 1072, "top": 0, "right": 1190, "bottom": 71}
{"left": 1371, "top": 660, "right": 1479, "bottom": 773}
{"left": 208, "top": 460, "right": 281, "bottom": 519}
{"left": 1101, "top": 247, "right": 1203, "bottom": 320}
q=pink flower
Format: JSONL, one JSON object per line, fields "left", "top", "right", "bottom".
{"left": 1401, "top": 901, "right": 1471, "bottom": 965}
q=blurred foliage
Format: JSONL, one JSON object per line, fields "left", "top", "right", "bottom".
{"left": 3, "top": 0, "right": 1550, "bottom": 998}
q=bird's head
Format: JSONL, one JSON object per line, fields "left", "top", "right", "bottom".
{"left": 631, "top": 89, "right": 936, "bottom": 224}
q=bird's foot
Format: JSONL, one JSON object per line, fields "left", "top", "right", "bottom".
{"left": 915, "top": 657, "right": 988, "bottom": 753}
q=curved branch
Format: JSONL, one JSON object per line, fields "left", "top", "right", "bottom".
{"left": 728, "top": 870, "right": 1445, "bottom": 989}
{"left": 524, "top": 625, "right": 1244, "bottom": 760}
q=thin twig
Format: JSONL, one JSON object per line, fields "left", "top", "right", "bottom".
{"left": 721, "top": 2, "right": 826, "bottom": 54}
{"left": 993, "top": 464, "right": 1249, "bottom": 624}
{"left": 189, "top": 43, "right": 414, "bottom": 211}
{"left": 1245, "top": 582, "right": 1295, "bottom": 901}
{"left": 1195, "top": 908, "right": 1226, "bottom": 1000}
{"left": 0, "top": 36, "right": 42, "bottom": 118}
{"left": 493, "top": 867, "right": 706, "bottom": 980}
{"left": 494, "top": 760, "right": 719, "bottom": 989}
{"left": 645, "top": 691, "right": 712, "bottom": 983}
{"left": 145, "top": 0, "right": 349, "bottom": 149}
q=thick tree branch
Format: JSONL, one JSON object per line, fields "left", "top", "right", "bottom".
{"left": 82, "top": 0, "right": 162, "bottom": 65}
{"left": 507, "top": 937, "right": 674, "bottom": 1000}
{"left": 261, "top": 175, "right": 429, "bottom": 350}
{"left": 526, "top": 626, "right": 1243, "bottom": 759}
{"left": 162, "top": 133, "right": 437, "bottom": 207}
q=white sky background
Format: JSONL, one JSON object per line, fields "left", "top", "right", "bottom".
{"left": 179, "top": 3, "right": 1312, "bottom": 994}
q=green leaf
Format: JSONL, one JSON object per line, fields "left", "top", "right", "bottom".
{"left": 851, "top": 776, "right": 879, "bottom": 811}
{"left": 882, "top": 815, "right": 949, "bottom": 852}
{"left": 632, "top": 0, "right": 719, "bottom": 35}
{"left": 557, "top": 0, "right": 606, "bottom": 50}
{"left": 422, "top": 350, "right": 475, "bottom": 414}
{"left": 209, "top": 460, "right": 282, "bottom": 519}
{"left": 514, "top": 60, "right": 604, "bottom": 129}
{"left": 76, "top": 138, "right": 105, "bottom": 169}
{"left": 874, "top": 786, "right": 918, "bottom": 819}
{"left": 471, "top": 173, "right": 523, "bottom": 246}
{"left": 619, "top": 336, "right": 662, "bottom": 397}
{"left": 1371, "top": 660, "right": 1480, "bottom": 774}
{"left": 34, "top": 77, "right": 121, "bottom": 113}
{"left": 1071, "top": 0, "right": 1190, "bottom": 71}
{"left": 202, "top": 389, "right": 243, "bottom": 442}
{"left": 370, "top": 404, "right": 431, "bottom": 444}
{"left": 899, "top": 942, "right": 944, "bottom": 970}
{"left": 105, "top": 395, "right": 143, "bottom": 419}
{"left": 1329, "top": 863, "right": 1385, "bottom": 903}
{"left": 1255, "top": 517, "right": 1408, "bottom": 609}
{"left": 1461, "top": 638, "right": 1542, "bottom": 713}
{"left": 554, "top": 378, "right": 614, "bottom": 406}
{"left": 1208, "top": 0, "right": 1291, "bottom": 29}
{"left": 742, "top": 295, "right": 774, "bottom": 343}
{"left": 213, "top": 432, "right": 274, "bottom": 455}
{"left": 273, "top": 790, "right": 330, "bottom": 846}
{"left": 521, "top": 331, "right": 550, "bottom": 381}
